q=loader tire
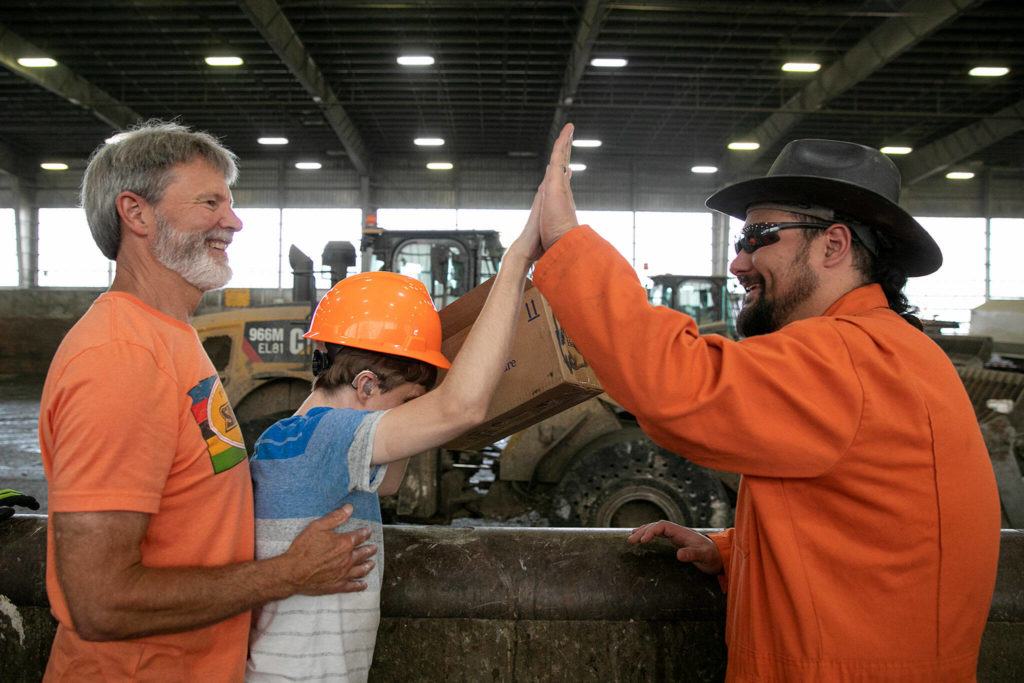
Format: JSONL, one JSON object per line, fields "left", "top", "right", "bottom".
{"left": 234, "top": 379, "right": 309, "bottom": 454}
{"left": 551, "top": 428, "right": 733, "bottom": 528}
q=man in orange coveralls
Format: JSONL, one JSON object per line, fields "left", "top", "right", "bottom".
{"left": 532, "top": 124, "right": 1001, "bottom": 682}
{"left": 39, "top": 121, "right": 377, "bottom": 681}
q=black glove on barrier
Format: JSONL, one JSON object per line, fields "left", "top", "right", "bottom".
{"left": 0, "top": 488, "right": 40, "bottom": 521}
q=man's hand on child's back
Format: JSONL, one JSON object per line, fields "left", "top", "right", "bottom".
{"left": 282, "top": 504, "right": 378, "bottom": 596}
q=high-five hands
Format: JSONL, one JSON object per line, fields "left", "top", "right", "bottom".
{"left": 537, "top": 123, "right": 580, "bottom": 251}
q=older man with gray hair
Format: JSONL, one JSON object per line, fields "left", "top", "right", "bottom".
{"left": 40, "top": 120, "right": 376, "bottom": 681}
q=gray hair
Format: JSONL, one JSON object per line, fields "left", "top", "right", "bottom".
{"left": 81, "top": 120, "right": 239, "bottom": 260}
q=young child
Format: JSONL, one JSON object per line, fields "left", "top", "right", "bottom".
{"left": 245, "top": 203, "right": 541, "bottom": 681}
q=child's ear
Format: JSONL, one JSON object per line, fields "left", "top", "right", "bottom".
{"left": 353, "top": 373, "right": 376, "bottom": 404}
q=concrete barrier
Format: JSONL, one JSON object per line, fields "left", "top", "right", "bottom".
{"left": 2, "top": 516, "right": 1021, "bottom": 682}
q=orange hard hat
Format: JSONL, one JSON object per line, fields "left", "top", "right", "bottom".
{"left": 304, "top": 272, "right": 451, "bottom": 369}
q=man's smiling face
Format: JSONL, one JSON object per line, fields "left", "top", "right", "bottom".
{"left": 729, "top": 208, "right": 822, "bottom": 337}
{"left": 150, "top": 158, "right": 242, "bottom": 292}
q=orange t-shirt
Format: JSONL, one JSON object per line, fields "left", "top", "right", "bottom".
{"left": 534, "top": 226, "right": 1001, "bottom": 682}
{"left": 39, "top": 292, "right": 254, "bottom": 682}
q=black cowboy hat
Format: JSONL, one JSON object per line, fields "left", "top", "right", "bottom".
{"left": 706, "top": 139, "right": 942, "bottom": 276}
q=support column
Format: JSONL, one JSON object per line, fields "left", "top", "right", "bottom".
{"left": 13, "top": 176, "right": 39, "bottom": 289}
{"left": 981, "top": 169, "right": 992, "bottom": 301}
{"left": 711, "top": 210, "right": 731, "bottom": 277}
{"left": 359, "top": 175, "right": 376, "bottom": 273}
{"left": 630, "top": 159, "right": 638, "bottom": 271}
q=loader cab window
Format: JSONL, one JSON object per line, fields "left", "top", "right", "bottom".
{"left": 392, "top": 239, "right": 470, "bottom": 308}
{"left": 476, "top": 241, "right": 501, "bottom": 285}
{"left": 201, "top": 335, "right": 232, "bottom": 372}
{"left": 650, "top": 279, "right": 724, "bottom": 325}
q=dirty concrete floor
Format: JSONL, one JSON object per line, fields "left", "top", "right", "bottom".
{"left": 0, "top": 375, "right": 47, "bottom": 512}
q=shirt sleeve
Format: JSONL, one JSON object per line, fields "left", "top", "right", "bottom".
{"left": 533, "top": 225, "right": 864, "bottom": 478}
{"left": 347, "top": 410, "right": 389, "bottom": 492}
{"left": 44, "top": 341, "right": 180, "bottom": 513}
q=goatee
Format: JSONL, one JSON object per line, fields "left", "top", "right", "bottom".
{"left": 153, "top": 213, "right": 233, "bottom": 292}
{"left": 736, "top": 240, "right": 819, "bottom": 338}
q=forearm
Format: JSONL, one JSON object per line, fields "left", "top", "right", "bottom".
{"left": 56, "top": 507, "right": 371, "bottom": 642}
{"left": 534, "top": 226, "right": 861, "bottom": 476}
{"left": 378, "top": 458, "right": 408, "bottom": 496}
{"left": 71, "top": 555, "right": 296, "bottom": 641}
{"left": 435, "top": 251, "right": 532, "bottom": 419}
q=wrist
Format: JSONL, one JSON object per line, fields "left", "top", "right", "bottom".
{"left": 499, "top": 250, "right": 533, "bottom": 273}
{"left": 262, "top": 553, "right": 301, "bottom": 601}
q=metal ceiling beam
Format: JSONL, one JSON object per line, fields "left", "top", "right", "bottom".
{"left": 548, "top": 0, "right": 612, "bottom": 146}
{"left": 733, "top": 0, "right": 983, "bottom": 168}
{"left": 898, "top": 99, "right": 1024, "bottom": 186}
{"left": 237, "top": 0, "right": 371, "bottom": 176}
{"left": 0, "top": 23, "right": 141, "bottom": 133}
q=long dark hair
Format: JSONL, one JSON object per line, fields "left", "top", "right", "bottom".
{"left": 794, "top": 214, "right": 921, "bottom": 329}
{"left": 866, "top": 248, "right": 921, "bottom": 329}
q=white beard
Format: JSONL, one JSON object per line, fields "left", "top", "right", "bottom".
{"left": 153, "top": 213, "right": 234, "bottom": 292}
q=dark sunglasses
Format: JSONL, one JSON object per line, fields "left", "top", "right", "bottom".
{"left": 734, "top": 222, "right": 829, "bottom": 255}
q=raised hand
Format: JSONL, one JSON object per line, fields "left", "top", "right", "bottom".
{"left": 538, "top": 123, "right": 580, "bottom": 250}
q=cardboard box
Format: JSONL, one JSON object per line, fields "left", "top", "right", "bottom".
{"left": 438, "top": 277, "right": 603, "bottom": 449}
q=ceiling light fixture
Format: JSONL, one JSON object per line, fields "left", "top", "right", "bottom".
{"left": 414, "top": 137, "right": 445, "bottom": 146}
{"left": 968, "top": 66, "right": 1009, "bottom": 77}
{"left": 691, "top": 165, "right": 718, "bottom": 174}
{"left": 295, "top": 162, "right": 322, "bottom": 170}
{"left": 880, "top": 146, "right": 912, "bottom": 155}
{"left": 727, "top": 141, "right": 760, "bottom": 151}
{"left": 40, "top": 162, "right": 68, "bottom": 171}
{"left": 569, "top": 163, "right": 587, "bottom": 172}
{"left": 258, "top": 137, "right": 289, "bottom": 145}
{"left": 572, "top": 139, "right": 602, "bottom": 148}
{"left": 18, "top": 57, "right": 57, "bottom": 68}
{"left": 398, "top": 55, "right": 434, "bottom": 66}
{"left": 205, "top": 56, "right": 243, "bottom": 67}
{"left": 426, "top": 162, "right": 453, "bottom": 170}
{"left": 591, "top": 58, "right": 627, "bottom": 68}
{"left": 945, "top": 171, "right": 975, "bottom": 180}
{"left": 781, "top": 62, "right": 821, "bottom": 73}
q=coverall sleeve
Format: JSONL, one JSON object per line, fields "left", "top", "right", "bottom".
{"left": 707, "top": 528, "right": 733, "bottom": 592}
{"left": 533, "top": 225, "right": 863, "bottom": 478}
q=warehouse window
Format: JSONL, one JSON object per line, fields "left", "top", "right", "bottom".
{"left": 456, "top": 209, "right": 530, "bottom": 246}
{"left": 38, "top": 209, "right": 112, "bottom": 287}
{"left": 1, "top": 209, "right": 16, "bottom": 286}
{"left": 377, "top": 208, "right": 457, "bottom": 231}
{"left": 226, "top": 208, "right": 284, "bottom": 289}
{"left": 634, "top": 212, "right": 713, "bottom": 277}
{"left": 990, "top": 219, "right": 1024, "bottom": 300}
{"left": 282, "top": 209, "right": 361, "bottom": 289}
{"left": 204, "top": 208, "right": 361, "bottom": 290}
{"left": 906, "top": 217, "right": 987, "bottom": 329}
{"left": 377, "top": 208, "right": 716, "bottom": 283}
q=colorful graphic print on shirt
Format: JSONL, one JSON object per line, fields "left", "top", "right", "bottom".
{"left": 188, "top": 374, "right": 247, "bottom": 473}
